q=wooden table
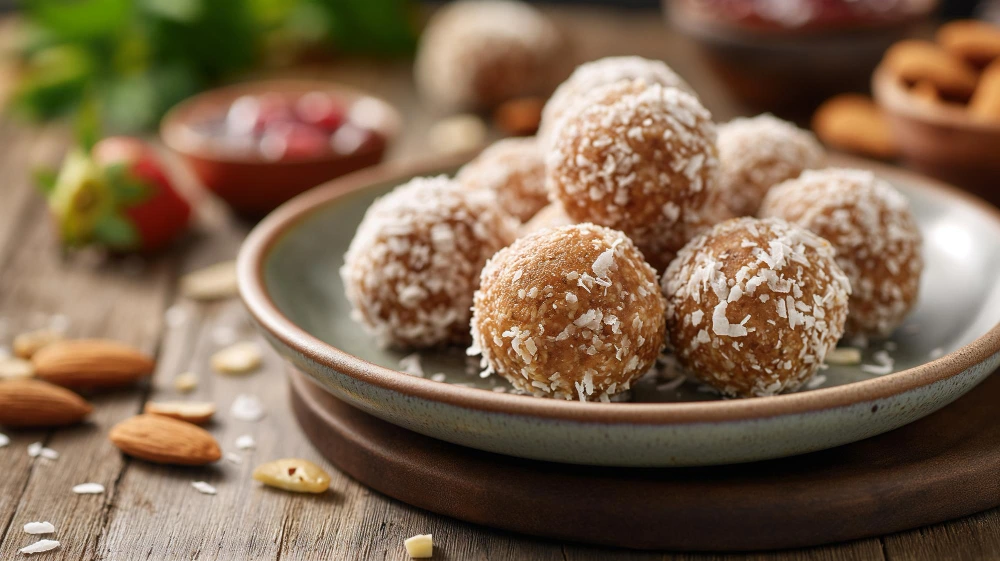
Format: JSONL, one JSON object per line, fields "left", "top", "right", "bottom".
{"left": 1, "top": 6, "right": 998, "bottom": 560}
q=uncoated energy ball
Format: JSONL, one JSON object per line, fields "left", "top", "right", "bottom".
{"left": 414, "top": 0, "right": 562, "bottom": 110}
{"left": 759, "top": 168, "right": 923, "bottom": 337}
{"left": 661, "top": 217, "right": 851, "bottom": 398}
{"left": 546, "top": 79, "right": 721, "bottom": 271}
{"left": 716, "top": 114, "right": 826, "bottom": 217}
{"left": 470, "top": 224, "right": 666, "bottom": 402}
{"left": 341, "top": 176, "right": 517, "bottom": 348}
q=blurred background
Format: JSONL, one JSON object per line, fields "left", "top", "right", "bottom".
{"left": 1, "top": 0, "right": 999, "bottom": 254}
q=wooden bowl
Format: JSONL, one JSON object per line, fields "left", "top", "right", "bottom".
{"left": 160, "top": 79, "right": 402, "bottom": 217}
{"left": 668, "top": 0, "right": 923, "bottom": 114}
{"left": 873, "top": 66, "right": 1000, "bottom": 201}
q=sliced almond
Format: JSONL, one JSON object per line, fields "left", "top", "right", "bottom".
{"left": 13, "top": 329, "right": 64, "bottom": 359}
{"left": 144, "top": 401, "right": 215, "bottom": 425}
{"left": 32, "top": 339, "right": 154, "bottom": 389}
{"left": 180, "top": 261, "right": 238, "bottom": 301}
{"left": 0, "top": 379, "right": 92, "bottom": 427}
{"left": 174, "top": 372, "right": 198, "bottom": 392}
{"left": 0, "top": 357, "right": 34, "bottom": 380}
{"left": 404, "top": 534, "right": 434, "bottom": 559}
{"left": 252, "top": 458, "right": 330, "bottom": 493}
{"left": 211, "top": 342, "right": 262, "bottom": 374}
{"left": 109, "top": 414, "right": 221, "bottom": 466}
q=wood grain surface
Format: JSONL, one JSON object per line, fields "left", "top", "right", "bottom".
{"left": 0, "top": 6, "right": 997, "bottom": 561}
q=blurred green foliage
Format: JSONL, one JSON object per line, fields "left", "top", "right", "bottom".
{"left": 10, "top": 0, "right": 417, "bottom": 133}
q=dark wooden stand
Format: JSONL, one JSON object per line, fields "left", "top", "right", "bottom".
{"left": 288, "top": 367, "right": 1000, "bottom": 551}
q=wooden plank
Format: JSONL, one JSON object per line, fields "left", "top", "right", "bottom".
{"left": 882, "top": 508, "right": 1000, "bottom": 560}
{"left": 0, "top": 131, "right": 176, "bottom": 559}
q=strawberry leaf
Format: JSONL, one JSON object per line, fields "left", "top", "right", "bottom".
{"left": 104, "top": 163, "right": 149, "bottom": 205}
{"left": 91, "top": 213, "right": 139, "bottom": 249}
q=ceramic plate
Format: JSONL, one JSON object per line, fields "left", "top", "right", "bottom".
{"left": 239, "top": 154, "right": 1000, "bottom": 467}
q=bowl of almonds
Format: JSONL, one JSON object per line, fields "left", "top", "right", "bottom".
{"left": 872, "top": 20, "right": 1000, "bottom": 196}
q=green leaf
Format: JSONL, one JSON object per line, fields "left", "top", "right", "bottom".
{"left": 34, "top": 168, "right": 59, "bottom": 196}
{"left": 24, "top": 0, "right": 132, "bottom": 41}
{"left": 74, "top": 92, "right": 102, "bottom": 152}
{"left": 92, "top": 213, "right": 140, "bottom": 249}
{"left": 104, "top": 162, "right": 149, "bottom": 205}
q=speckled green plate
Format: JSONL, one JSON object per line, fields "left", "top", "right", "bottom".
{"left": 238, "top": 154, "right": 1000, "bottom": 467}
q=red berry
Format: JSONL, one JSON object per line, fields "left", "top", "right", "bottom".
{"left": 295, "top": 92, "right": 346, "bottom": 132}
{"left": 259, "top": 122, "right": 329, "bottom": 161}
{"left": 92, "top": 137, "right": 191, "bottom": 253}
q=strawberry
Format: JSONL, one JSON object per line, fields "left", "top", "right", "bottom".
{"left": 38, "top": 137, "right": 191, "bottom": 253}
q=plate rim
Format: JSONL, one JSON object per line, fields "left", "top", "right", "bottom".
{"left": 237, "top": 152, "right": 1000, "bottom": 425}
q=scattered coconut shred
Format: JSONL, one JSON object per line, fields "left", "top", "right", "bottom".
{"left": 72, "top": 483, "right": 105, "bottom": 495}
{"left": 23, "top": 522, "right": 55, "bottom": 535}
{"left": 399, "top": 353, "right": 424, "bottom": 377}
{"left": 27, "top": 442, "right": 58, "bottom": 460}
{"left": 0, "top": 432, "right": 9, "bottom": 448}
{"left": 20, "top": 539, "right": 60, "bottom": 555}
{"left": 235, "top": 435, "right": 256, "bottom": 450}
{"left": 191, "top": 481, "right": 217, "bottom": 495}
{"left": 230, "top": 394, "right": 266, "bottom": 422}
{"left": 861, "top": 349, "right": 895, "bottom": 375}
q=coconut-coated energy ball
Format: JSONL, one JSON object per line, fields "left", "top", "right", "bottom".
{"left": 470, "top": 223, "right": 666, "bottom": 402}
{"left": 546, "top": 79, "right": 720, "bottom": 271}
{"left": 759, "top": 168, "right": 923, "bottom": 337}
{"left": 716, "top": 114, "right": 826, "bottom": 217}
{"left": 539, "top": 56, "right": 695, "bottom": 149}
{"left": 662, "top": 217, "right": 851, "bottom": 397}
{"left": 341, "top": 176, "right": 517, "bottom": 348}
{"left": 457, "top": 137, "right": 548, "bottom": 222}
{"left": 414, "top": 0, "right": 561, "bottom": 110}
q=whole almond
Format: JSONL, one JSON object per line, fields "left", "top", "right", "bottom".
{"left": 144, "top": 401, "right": 215, "bottom": 425}
{"left": 33, "top": 339, "right": 154, "bottom": 389}
{"left": 0, "top": 379, "right": 92, "bottom": 427}
{"left": 109, "top": 414, "right": 221, "bottom": 465}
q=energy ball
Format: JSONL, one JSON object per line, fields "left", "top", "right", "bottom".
{"left": 539, "top": 56, "right": 694, "bottom": 148}
{"left": 716, "top": 114, "right": 826, "bottom": 217}
{"left": 662, "top": 217, "right": 851, "bottom": 397}
{"left": 759, "top": 168, "right": 923, "bottom": 337}
{"left": 546, "top": 79, "right": 720, "bottom": 271}
{"left": 470, "top": 223, "right": 666, "bottom": 402}
{"left": 414, "top": 0, "right": 561, "bottom": 110}
{"left": 341, "top": 176, "right": 517, "bottom": 348}
{"left": 457, "top": 137, "right": 548, "bottom": 222}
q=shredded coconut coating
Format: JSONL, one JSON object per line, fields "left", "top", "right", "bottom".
{"left": 661, "top": 217, "right": 851, "bottom": 398}
{"left": 470, "top": 223, "right": 666, "bottom": 402}
{"left": 457, "top": 137, "right": 549, "bottom": 222}
{"left": 414, "top": 0, "right": 561, "bottom": 110}
{"left": 717, "top": 114, "right": 826, "bottom": 217}
{"left": 546, "top": 79, "right": 721, "bottom": 271}
{"left": 539, "top": 56, "right": 695, "bottom": 149}
{"left": 759, "top": 168, "right": 923, "bottom": 337}
{"left": 341, "top": 176, "right": 517, "bottom": 348}
{"left": 518, "top": 201, "right": 574, "bottom": 237}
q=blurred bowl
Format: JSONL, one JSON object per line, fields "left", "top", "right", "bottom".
{"left": 161, "top": 79, "right": 401, "bottom": 217}
{"left": 872, "top": 66, "right": 1000, "bottom": 202}
{"left": 667, "top": 0, "right": 931, "bottom": 114}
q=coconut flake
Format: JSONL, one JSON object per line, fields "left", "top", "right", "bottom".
{"left": 72, "top": 483, "right": 105, "bottom": 494}
{"left": 235, "top": 435, "right": 256, "bottom": 450}
{"left": 20, "top": 540, "right": 60, "bottom": 554}
{"left": 23, "top": 522, "right": 55, "bottom": 535}
{"left": 224, "top": 452, "right": 243, "bottom": 465}
{"left": 0, "top": 433, "right": 8, "bottom": 448}
{"left": 191, "top": 481, "right": 217, "bottom": 495}
{"left": 825, "top": 347, "right": 862, "bottom": 366}
{"left": 398, "top": 353, "right": 424, "bottom": 377}
{"left": 28, "top": 442, "right": 58, "bottom": 460}
{"left": 230, "top": 394, "right": 266, "bottom": 422}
